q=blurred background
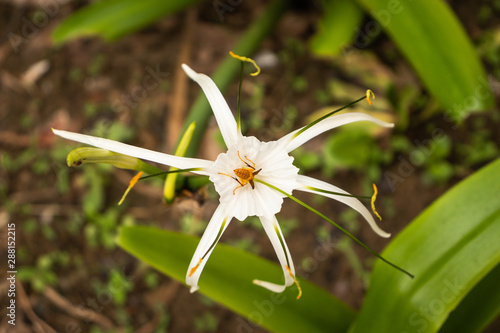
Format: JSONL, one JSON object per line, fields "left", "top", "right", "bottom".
{"left": 0, "top": 0, "right": 499, "bottom": 332}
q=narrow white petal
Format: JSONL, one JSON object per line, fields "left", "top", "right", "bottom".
{"left": 278, "top": 113, "right": 394, "bottom": 152}
{"left": 182, "top": 64, "right": 238, "bottom": 148}
{"left": 252, "top": 215, "right": 295, "bottom": 291}
{"left": 52, "top": 129, "right": 212, "bottom": 175}
{"left": 296, "top": 175, "right": 391, "bottom": 238}
{"left": 252, "top": 280, "right": 287, "bottom": 293}
{"left": 186, "top": 205, "right": 232, "bottom": 292}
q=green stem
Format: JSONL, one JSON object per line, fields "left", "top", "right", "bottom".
{"left": 137, "top": 160, "right": 165, "bottom": 176}
{"left": 293, "top": 95, "right": 366, "bottom": 139}
{"left": 139, "top": 168, "right": 202, "bottom": 180}
{"left": 255, "top": 179, "right": 415, "bottom": 279}
{"left": 236, "top": 61, "right": 243, "bottom": 133}
{"left": 179, "top": 0, "right": 289, "bottom": 156}
{"left": 308, "top": 186, "right": 371, "bottom": 200}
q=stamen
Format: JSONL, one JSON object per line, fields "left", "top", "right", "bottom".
{"left": 189, "top": 218, "right": 228, "bottom": 277}
{"left": 139, "top": 168, "right": 201, "bottom": 180}
{"left": 285, "top": 265, "right": 302, "bottom": 300}
{"left": 307, "top": 186, "right": 371, "bottom": 200}
{"left": 229, "top": 51, "right": 261, "bottom": 76}
{"left": 366, "top": 89, "right": 375, "bottom": 105}
{"left": 292, "top": 95, "right": 366, "bottom": 140}
{"left": 118, "top": 171, "right": 144, "bottom": 205}
{"left": 371, "top": 184, "right": 382, "bottom": 221}
{"left": 255, "top": 178, "right": 414, "bottom": 279}
{"left": 237, "top": 151, "right": 255, "bottom": 169}
{"left": 189, "top": 258, "right": 203, "bottom": 277}
{"left": 218, "top": 172, "right": 244, "bottom": 195}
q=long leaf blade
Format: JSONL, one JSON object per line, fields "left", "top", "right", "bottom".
{"left": 355, "top": 0, "right": 494, "bottom": 121}
{"left": 117, "top": 225, "right": 355, "bottom": 333}
{"left": 309, "top": 0, "right": 364, "bottom": 57}
{"left": 438, "top": 263, "right": 500, "bottom": 333}
{"left": 52, "top": 0, "right": 204, "bottom": 43}
{"left": 351, "top": 158, "right": 500, "bottom": 332}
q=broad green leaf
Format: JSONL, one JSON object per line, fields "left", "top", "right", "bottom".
{"left": 439, "top": 263, "right": 500, "bottom": 333}
{"left": 309, "top": 0, "right": 364, "bottom": 57}
{"left": 117, "top": 226, "right": 355, "bottom": 332}
{"left": 351, "top": 158, "right": 500, "bottom": 333}
{"left": 323, "top": 129, "right": 380, "bottom": 170}
{"left": 355, "top": 0, "right": 494, "bottom": 121}
{"left": 52, "top": 0, "right": 204, "bottom": 43}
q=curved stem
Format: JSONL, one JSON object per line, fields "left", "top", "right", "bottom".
{"left": 179, "top": 0, "right": 289, "bottom": 156}
{"left": 256, "top": 179, "right": 415, "bottom": 279}
{"left": 292, "top": 95, "right": 366, "bottom": 140}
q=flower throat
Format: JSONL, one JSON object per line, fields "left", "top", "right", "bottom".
{"left": 218, "top": 151, "right": 262, "bottom": 195}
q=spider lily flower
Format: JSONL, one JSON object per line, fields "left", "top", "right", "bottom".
{"left": 52, "top": 64, "right": 394, "bottom": 296}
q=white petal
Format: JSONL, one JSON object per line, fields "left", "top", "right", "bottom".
{"left": 186, "top": 205, "right": 232, "bottom": 292}
{"left": 296, "top": 175, "right": 391, "bottom": 238}
{"left": 182, "top": 64, "right": 238, "bottom": 148}
{"left": 208, "top": 136, "right": 299, "bottom": 220}
{"left": 52, "top": 129, "right": 212, "bottom": 175}
{"left": 278, "top": 112, "right": 394, "bottom": 152}
{"left": 253, "top": 215, "right": 295, "bottom": 292}
{"left": 252, "top": 280, "right": 288, "bottom": 293}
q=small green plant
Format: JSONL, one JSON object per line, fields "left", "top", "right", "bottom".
{"left": 18, "top": 251, "right": 70, "bottom": 292}
{"left": 194, "top": 312, "right": 218, "bottom": 332}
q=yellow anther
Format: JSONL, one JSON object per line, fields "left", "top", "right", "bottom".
{"left": 229, "top": 51, "right": 261, "bottom": 76}
{"left": 189, "top": 258, "right": 203, "bottom": 277}
{"left": 366, "top": 89, "right": 375, "bottom": 105}
{"left": 285, "top": 265, "right": 302, "bottom": 300}
{"left": 118, "top": 171, "right": 144, "bottom": 206}
{"left": 371, "top": 183, "right": 382, "bottom": 221}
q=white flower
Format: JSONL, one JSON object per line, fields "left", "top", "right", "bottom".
{"left": 53, "top": 64, "right": 393, "bottom": 296}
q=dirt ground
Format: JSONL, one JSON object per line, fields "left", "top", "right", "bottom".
{"left": 0, "top": 0, "right": 499, "bottom": 332}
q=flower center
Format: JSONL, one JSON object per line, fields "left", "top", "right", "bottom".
{"left": 209, "top": 135, "right": 299, "bottom": 221}
{"left": 217, "top": 151, "right": 262, "bottom": 195}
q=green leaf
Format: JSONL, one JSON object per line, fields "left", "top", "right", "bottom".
{"left": 439, "top": 263, "right": 500, "bottom": 333}
{"left": 52, "top": 0, "right": 204, "bottom": 44}
{"left": 309, "top": 0, "right": 364, "bottom": 57}
{"left": 117, "top": 226, "right": 355, "bottom": 332}
{"left": 355, "top": 0, "right": 494, "bottom": 121}
{"left": 323, "top": 129, "right": 380, "bottom": 171}
{"left": 351, "top": 158, "right": 500, "bottom": 333}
